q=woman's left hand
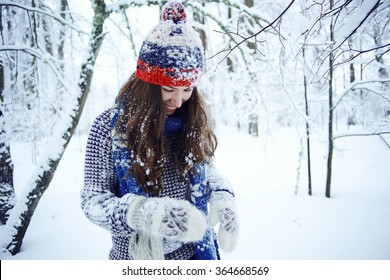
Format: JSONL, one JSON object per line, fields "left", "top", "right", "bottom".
{"left": 209, "top": 192, "right": 239, "bottom": 252}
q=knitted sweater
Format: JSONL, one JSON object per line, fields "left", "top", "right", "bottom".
{"left": 81, "top": 108, "right": 233, "bottom": 260}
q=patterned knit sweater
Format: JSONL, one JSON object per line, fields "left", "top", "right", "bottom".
{"left": 81, "top": 108, "right": 233, "bottom": 260}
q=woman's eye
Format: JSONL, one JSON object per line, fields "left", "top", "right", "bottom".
{"left": 162, "top": 88, "right": 174, "bottom": 92}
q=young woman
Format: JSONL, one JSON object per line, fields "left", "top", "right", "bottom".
{"left": 81, "top": 1, "right": 238, "bottom": 260}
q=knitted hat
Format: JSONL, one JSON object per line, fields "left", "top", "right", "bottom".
{"left": 135, "top": 1, "right": 205, "bottom": 87}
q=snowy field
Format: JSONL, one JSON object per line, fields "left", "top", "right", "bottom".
{"left": 1, "top": 123, "right": 390, "bottom": 261}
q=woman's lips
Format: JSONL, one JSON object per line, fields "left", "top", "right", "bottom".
{"left": 165, "top": 104, "right": 176, "bottom": 113}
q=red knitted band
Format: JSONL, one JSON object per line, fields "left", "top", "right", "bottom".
{"left": 136, "top": 60, "right": 202, "bottom": 87}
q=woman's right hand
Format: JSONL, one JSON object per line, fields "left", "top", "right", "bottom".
{"left": 126, "top": 196, "right": 207, "bottom": 242}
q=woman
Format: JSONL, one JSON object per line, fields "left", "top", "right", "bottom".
{"left": 81, "top": 1, "right": 238, "bottom": 260}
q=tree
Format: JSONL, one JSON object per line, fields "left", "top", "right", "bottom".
{"left": 302, "top": 44, "right": 313, "bottom": 195}
{"left": 218, "top": 0, "right": 389, "bottom": 197}
{"left": 0, "top": 4, "right": 16, "bottom": 225}
{"left": 0, "top": 48, "right": 16, "bottom": 224}
{"left": 0, "top": 0, "right": 110, "bottom": 255}
{"left": 300, "top": 0, "right": 389, "bottom": 197}
{"left": 203, "top": 0, "right": 295, "bottom": 132}
{"left": 325, "top": 0, "right": 335, "bottom": 198}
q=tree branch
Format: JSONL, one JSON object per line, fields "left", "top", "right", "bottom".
{"left": 0, "top": 45, "right": 73, "bottom": 94}
{"left": 0, "top": 1, "right": 87, "bottom": 34}
{"left": 333, "top": 0, "right": 381, "bottom": 50}
{"left": 211, "top": 0, "right": 296, "bottom": 69}
{"left": 332, "top": 79, "right": 390, "bottom": 111}
{"left": 334, "top": 131, "right": 390, "bottom": 140}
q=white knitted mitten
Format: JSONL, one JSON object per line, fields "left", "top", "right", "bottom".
{"left": 127, "top": 196, "right": 207, "bottom": 242}
{"left": 209, "top": 191, "right": 239, "bottom": 252}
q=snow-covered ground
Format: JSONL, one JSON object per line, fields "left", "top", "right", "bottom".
{"left": 1, "top": 123, "right": 390, "bottom": 260}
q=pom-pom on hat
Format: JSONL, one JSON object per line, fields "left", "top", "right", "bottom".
{"left": 135, "top": 1, "right": 205, "bottom": 87}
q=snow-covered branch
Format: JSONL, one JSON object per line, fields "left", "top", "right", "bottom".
{"left": 333, "top": 0, "right": 381, "bottom": 50}
{"left": 332, "top": 79, "right": 390, "bottom": 111}
{"left": 0, "top": 1, "right": 86, "bottom": 34}
{"left": 0, "top": 45, "right": 73, "bottom": 94}
{"left": 332, "top": 43, "right": 390, "bottom": 68}
{"left": 299, "top": 0, "right": 389, "bottom": 82}
{"left": 334, "top": 131, "right": 390, "bottom": 140}
{"left": 210, "top": 0, "right": 296, "bottom": 69}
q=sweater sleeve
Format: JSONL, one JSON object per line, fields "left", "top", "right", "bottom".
{"left": 206, "top": 161, "right": 235, "bottom": 198}
{"left": 81, "top": 109, "right": 135, "bottom": 236}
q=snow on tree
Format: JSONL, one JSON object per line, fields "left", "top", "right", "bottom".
{"left": 0, "top": 0, "right": 110, "bottom": 255}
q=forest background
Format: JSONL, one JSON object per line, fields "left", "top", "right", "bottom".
{"left": 0, "top": 0, "right": 389, "bottom": 261}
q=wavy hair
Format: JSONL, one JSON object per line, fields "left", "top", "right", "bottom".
{"left": 115, "top": 74, "right": 217, "bottom": 195}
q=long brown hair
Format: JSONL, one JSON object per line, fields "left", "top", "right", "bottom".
{"left": 115, "top": 74, "right": 217, "bottom": 195}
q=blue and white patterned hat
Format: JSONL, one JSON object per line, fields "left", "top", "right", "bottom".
{"left": 135, "top": 1, "right": 205, "bottom": 87}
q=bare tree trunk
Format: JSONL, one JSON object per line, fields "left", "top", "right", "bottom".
{"left": 245, "top": 0, "right": 255, "bottom": 53}
{"left": 0, "top": 3, "right": 16, "bottom": 225}
{"left": 302, "top": 45, "right": 312, "bottom": 195}
{"left": 373, "top": 23, "right": 389, "bottom": 117}
{"left": 245, "top": 0, "right": 258, "bottom": 136}
{"left": 0, "top": 63, "right": 16, "bottom": 224}
{"left": 227, "top": 7, "right": 234, "bottom": 73}
{"left": 349, "top": 37, "right": 355, "bottom": 83}
{"left": 2, "top": 0, "right": 111, "bottom": 255}
{"left": 58, "top": 0, "right": 67, "bottom": 64}
{"left": 325, "top": 0, "right": 335, "bottom": 198}
{"left": 348, "top": 37, "right": 357, "bottom": 127}
{"left": 193, "top": 2, "right": 207, "bottom": 52}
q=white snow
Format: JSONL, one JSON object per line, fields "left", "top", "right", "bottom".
{"left": 334, "top": 0, "right": 382, "bottom": 50}
{"left": 1, "top": 1, "right": 390, "bottom": 279}
{"left": 1, "top": 122, "right": 389, "bottom": 260}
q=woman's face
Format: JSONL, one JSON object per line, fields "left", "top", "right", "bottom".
{"left": 161, "top": 85, "right": 193, "bottom": 115}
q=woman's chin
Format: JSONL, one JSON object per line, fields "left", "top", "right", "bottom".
{"left": 165, "top": 110, "right": 176, "bottom": 116}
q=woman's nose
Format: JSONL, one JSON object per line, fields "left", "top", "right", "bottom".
{"left": 172, "top": 92, "right": 183, "bottom": 108}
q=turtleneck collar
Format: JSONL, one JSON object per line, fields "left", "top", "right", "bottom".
{"left": 164, "top": 116, "right": 184, "bottom": 134}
